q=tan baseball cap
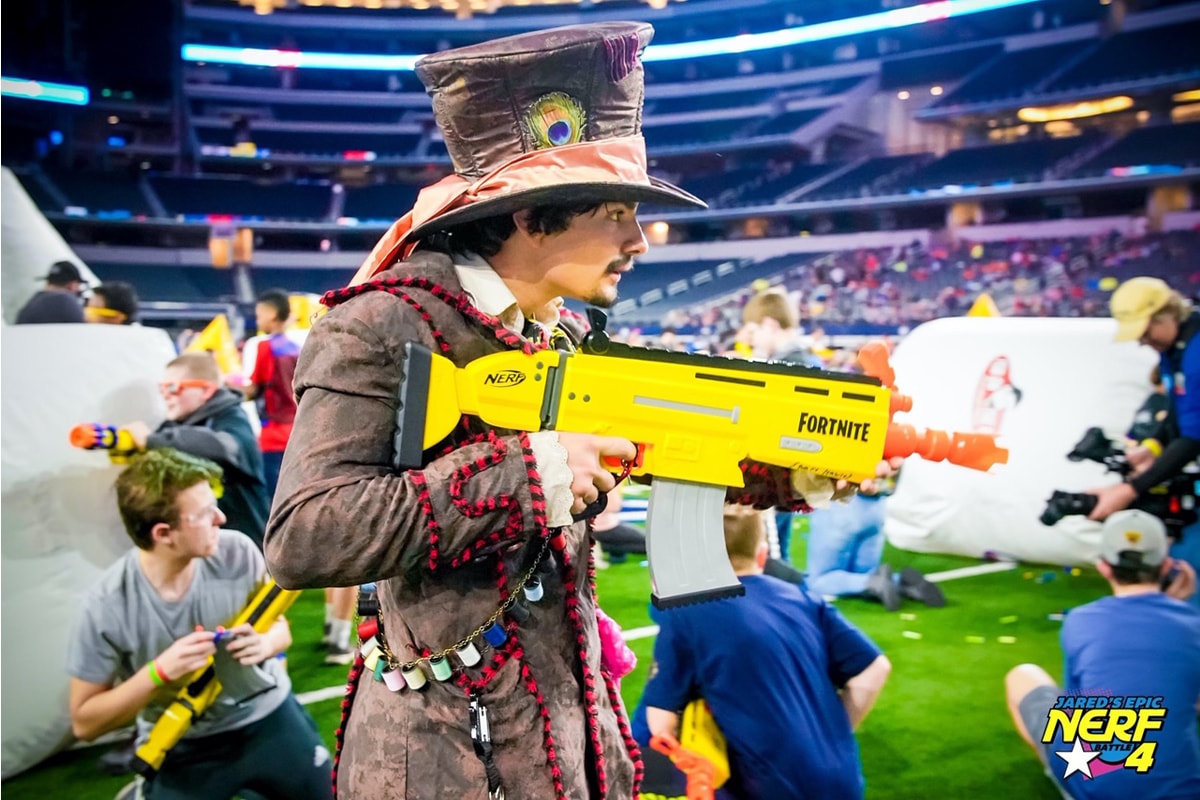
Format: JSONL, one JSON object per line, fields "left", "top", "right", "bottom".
{"left": 1110, "top": 277, "right": 1171, "bottom": 343}
{"left": 1100, "top": 509, "right": 1169, "bottom": 569}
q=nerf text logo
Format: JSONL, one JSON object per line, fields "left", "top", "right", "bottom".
{"left": 483, "top": 370, "right": 526, "bottom": 388}
{"left": 1041, "top": 694, "right": 1166, "bottom": 777}
{"left": 797, "top": 412, "right": 871, "bottom": 443}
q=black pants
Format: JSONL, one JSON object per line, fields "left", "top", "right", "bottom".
{"left": 593, "top": 522, "right": 646, "bottom": 556}
{"left": 143, "top": 696, "right": 332, "bottom": 800}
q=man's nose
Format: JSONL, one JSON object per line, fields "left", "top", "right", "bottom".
{"left": 624, "top": 222, "right": 649, "bottom": 255}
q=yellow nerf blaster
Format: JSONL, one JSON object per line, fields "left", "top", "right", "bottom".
{"left": 396, "top": 311, "right": 1006, "bottom": 607}
{"left": 131, "top": 579, "right": 299, "bottom": 777}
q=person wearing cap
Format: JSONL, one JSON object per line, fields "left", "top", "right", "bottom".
{"left": 15, "top": 260, "right": 87, "bottom": 324}
{"left": 263, "top": 23, "right": 897, "bottom": 800}
{"left": 1004, "top": 510, "right": 1199, "bottom": 800}
{"left": 86, "top": 281, "right": 140, "bottom": 325}
{"left": 1089, "top": 276, "right": 1200, "bottom": 609}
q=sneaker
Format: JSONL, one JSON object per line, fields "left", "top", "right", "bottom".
{"left": 324, "top": 644, "right": 355, "bottom": 666}
{"left": 864, "top": 564, "right": 901, "bottom": 612}
{"left": 900, "top": 567, "right": 946, "bottom": 608}
{"left": 763, "top": 558, "right": 806, "bottom": 586}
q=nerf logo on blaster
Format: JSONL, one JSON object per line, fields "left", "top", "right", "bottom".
{"left": 483, "top": 370, "right": 526, "bottom": 387}
{"left": 798, "top": 412, "right": 872, "bottom": 443}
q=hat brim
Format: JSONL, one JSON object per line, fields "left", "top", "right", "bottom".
{"left": 1113, "top": 316, "right": 1150, "bottom": 343}
{"left": 408, "top": 177, "right": 706, "bottom": 242}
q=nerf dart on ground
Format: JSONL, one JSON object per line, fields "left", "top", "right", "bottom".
{"left": 131, "top": 580, "right": 299, "bottom": 778}
{"left": 69, "top": 423, "right": 140, "bottom": 463}
{"left": 397, "top": 310, "right": 1007, "bottom": 608}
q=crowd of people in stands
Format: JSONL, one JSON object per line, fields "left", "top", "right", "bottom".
{"left": 614, "top": 230, "right": 1200, "bottom": 354}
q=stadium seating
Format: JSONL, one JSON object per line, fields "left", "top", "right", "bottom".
{"left": 149, "top": 176, "right": 332, "bottom": 220}
{"left": 1043, "top": 19, "right": 1200, "bottom": 93}
{"left": 46, "top": 168, "right": 155, "bottom": 217}
{"left": 885, "top": 133, "right": 1099, "bottom": 192}
{"left": 931, "top": 40, "right": 1094, "bottom": 108}
{"left": 1073, "top": 121, "right": 1200, "bottom": 177}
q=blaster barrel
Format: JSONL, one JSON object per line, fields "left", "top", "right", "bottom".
{"left": 883, "top": 424, "right": 1009, "bottom": 472}
{"left": 70, "top": 423, "right": 139, "bottom": 464}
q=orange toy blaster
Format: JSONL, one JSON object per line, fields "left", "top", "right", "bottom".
{"left": 70, "top": 423, "right": 140, "bottom": 464}
{"left": 397, "top": 310, "right": 1007, "bottom": 607}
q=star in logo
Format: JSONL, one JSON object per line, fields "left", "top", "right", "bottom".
{"left": 1055, "top": 738, "right": 1102, "bottom": 779}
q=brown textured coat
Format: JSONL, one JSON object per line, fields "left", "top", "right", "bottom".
{"left": 265, "top": 251, "right": 805, "bottom": 799}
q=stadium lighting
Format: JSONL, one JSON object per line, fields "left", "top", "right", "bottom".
{"left": 0, "top": 76, "right": 89, "bottom": 105}
{"left": 1018, "top": 96, "right": 1134, "bottom": 123}
{"left": 181, "top": 0, "right": 1039, "bottom": 70}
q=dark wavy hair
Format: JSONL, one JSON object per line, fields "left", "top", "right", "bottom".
{"left": 418, "top": 201, "right": 605, "bottom": 259}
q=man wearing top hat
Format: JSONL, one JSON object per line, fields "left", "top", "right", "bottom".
{"left": 265, "top": 23, "right": 893, "bottom": 799}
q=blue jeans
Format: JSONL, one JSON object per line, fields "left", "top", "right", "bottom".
{"left": 775, "top": 511, "right": 793, "bottom": 563}
{"left": 806, "top": 495, "right": 887, "bottom": 597}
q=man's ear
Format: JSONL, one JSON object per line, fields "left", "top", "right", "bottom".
{"left": 1095, "top": 560, "right": 1113, "bottom": 581}
{"left": 756, "top": 540, "right": 769, "bottom": 570}
{"left": 512, "top": 210, "right": 538, "bottom": 241}
{"left": 150, "top": 521, "right": 174, "bottom": 548}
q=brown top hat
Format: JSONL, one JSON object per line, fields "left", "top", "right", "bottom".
{"left": 350, "top": 22, "right": 705, "bottom": 284}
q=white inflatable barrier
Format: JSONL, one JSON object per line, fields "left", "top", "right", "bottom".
{"left": 1, "top": 324, "right": 176, "bottom": 778}
{"left": 885, "top": 317, "right": 1158, "bottom": 566}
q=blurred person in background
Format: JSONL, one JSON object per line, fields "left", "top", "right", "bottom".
{"left": 739, "top": 287, "right": 823, "bottom": 565}
{"left": 1089, "top": 277, "right": 1200, "bottom": 609}
{"left": 124, "top": 353, "right": 270, "bottom": 550}
{"left": 1005, "top": 510, "right": 1198, "bottom": 800}
{"left": 16, "top": 260, "right": 86, "bottom": 324}
{"left": 86, "top": 281, "right": 139, "bottom": 325}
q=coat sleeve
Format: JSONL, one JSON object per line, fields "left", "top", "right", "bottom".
{"left": 727, "top": 460, "right": 812, "bottom": 512}
{"left": 264, "top": 305, "right": 545, "bottom": 589}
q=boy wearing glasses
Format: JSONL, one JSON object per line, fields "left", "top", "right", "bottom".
{"left": 124, "top": 353, "right": 270, "bottom": 549}
{"left": 67, "top": 448, "right": 332, "bottom": 799}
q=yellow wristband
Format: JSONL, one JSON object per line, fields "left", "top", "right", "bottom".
{"left": 1140, "top": 439, "right": 1163, "bottom": 458}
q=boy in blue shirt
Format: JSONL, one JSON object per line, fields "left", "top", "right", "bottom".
{"left": 639, "top": 505, "right": 891, "bottom": 799}
{"left": 1005, "top": 509, "right": 1200, "bottom": 800}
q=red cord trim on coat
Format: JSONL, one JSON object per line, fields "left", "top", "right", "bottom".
{"left": 563, "top": 558, "right": 609, "bottom": 798}
{"left": 518, "top": 647, "right": 570, "bottom": 800}
{"left": 602, "top": 667, "right": 644, "bottom": 797}
{"left": 410, "top": 470, "right": 442, "bottom": 571}
{"left": 446, "top": 431, "right": 525, "bottom": 568}
{"left": 323, "top": 276, "right": 550, "bottom": 354}
{"left": 330, "top": 652, "right": 367, "bottom": 799}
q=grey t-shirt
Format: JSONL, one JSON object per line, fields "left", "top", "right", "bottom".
{"left": 66, "top": 530, "right": 291, "bottom": 743}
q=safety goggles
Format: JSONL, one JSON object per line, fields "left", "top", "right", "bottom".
{"left": 84, "top": 306, "right": 128, "bottom": 324}
{"left": 159, "top": 379, "right": 218, "bottom": 397}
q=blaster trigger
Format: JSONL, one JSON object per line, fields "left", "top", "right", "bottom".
{"left": 601, "top": 444, "right": 645, "bottom": 480}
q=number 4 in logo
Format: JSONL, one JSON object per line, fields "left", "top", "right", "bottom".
{"left": 1125, "top": 742, "right": 1157, "bottom": 773}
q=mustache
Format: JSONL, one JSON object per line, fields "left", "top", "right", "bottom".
{"left": 607, "top": 257, "right": 633, "bottom": 274}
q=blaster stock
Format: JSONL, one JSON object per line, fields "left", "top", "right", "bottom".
{"left": 131, "top": 579, "right": 299, "bottom": 777}
{"left": 397, "top": 315, "right": 1006, "bottom": 608}
{"left": 69, "top": 423, "right": 140, "bottom": 464}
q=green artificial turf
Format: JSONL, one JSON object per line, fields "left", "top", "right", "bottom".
{"left": 4, "top": 526, "right": 1109, "bottom": 800}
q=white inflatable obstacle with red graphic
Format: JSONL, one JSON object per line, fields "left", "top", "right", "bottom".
{"left": 884, "top": 316, "right": 1157, "bottom": 566}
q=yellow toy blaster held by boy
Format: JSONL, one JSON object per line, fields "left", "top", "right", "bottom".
{"left": 396, "top": 312, "right": 1006, "bottom": 608}
{"left": 131, "top": 580, "right": 299, "bottom": 777}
